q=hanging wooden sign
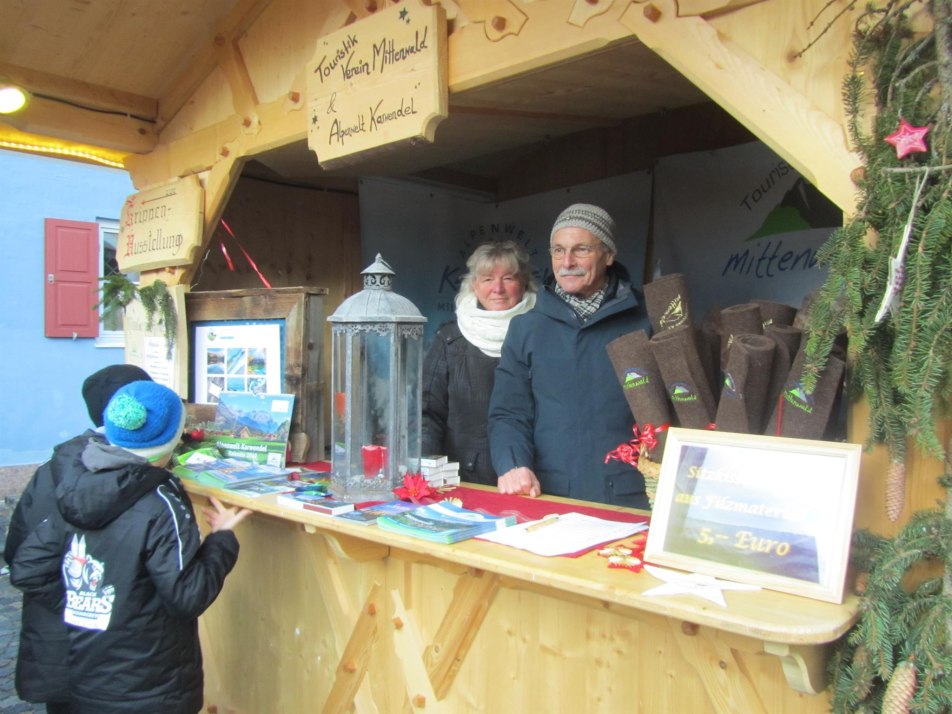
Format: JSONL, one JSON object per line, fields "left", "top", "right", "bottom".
{"left": 118, "top": 175, "right": 204, "bottom": 272}
{"left": 306, "top": 0, "right": 447, "bottom": 168}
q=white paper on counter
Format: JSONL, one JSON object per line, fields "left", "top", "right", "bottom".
{"left": 475, "top": 512, "right": 647, "bottom": 557}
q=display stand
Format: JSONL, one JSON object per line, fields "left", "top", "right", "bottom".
{"left": 184, "top": 480, "right": 859, "bottom": 714}
{"left": 185, "top": 287, "right": 327, "bottom": 463}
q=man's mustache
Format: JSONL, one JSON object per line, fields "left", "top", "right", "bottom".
{"left": 558, "top": 268, "right": 587, "bottom": 277}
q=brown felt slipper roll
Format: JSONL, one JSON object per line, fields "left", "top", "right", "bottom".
{"left": 751, "top": 299, "right": 798, "bottom": 329}
{"left": 764, "top": 348, "right": 845, "bottom": 439}
{"left": 764, "top": 323, "right": 802, "bottom": 411}
{"left": 719, "top": 303, "right": 763, "bottom": 372}
{"left": 714, "top": 334, "right": 775, "bottom": 435}
{"left": 649, "top": 324, "right": 717, "bottom": 428}
{"left": 643, "top": 273, "right": 691, "bottom": 334}
{"left": 606, "top": 330, "right": 673, "bottom": 460}
{"left": 698, "top": 306, "right": 723, "bottom": 397}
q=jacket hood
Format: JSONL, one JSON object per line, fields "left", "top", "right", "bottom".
{"left": 55, "top": 440, "right": 171, "bottom": 530}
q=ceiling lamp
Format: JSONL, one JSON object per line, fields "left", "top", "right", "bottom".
{"left": 0, "top": 82, "right": 30, "bottom": 114}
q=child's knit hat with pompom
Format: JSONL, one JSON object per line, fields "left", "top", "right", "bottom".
{"left": 103, "top": 381, "right": 185, "bottom": 463}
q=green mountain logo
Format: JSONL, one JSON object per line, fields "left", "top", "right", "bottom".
{"left": 745, "top": 178, "right": 841, "bottom": 242}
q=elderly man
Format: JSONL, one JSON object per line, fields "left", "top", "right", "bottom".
{"left": 488, "top": 203, "right": 651, "bottom": 507}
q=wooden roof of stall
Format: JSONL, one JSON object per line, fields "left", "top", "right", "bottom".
{"left": 0, "top": 0, "right": 712, "bottom": 190}
{"left": 0, "top": 0, "right": 868, "bottom": 212}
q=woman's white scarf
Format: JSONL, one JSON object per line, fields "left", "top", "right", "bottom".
{"left": 456, "top": 291, "right": 536, "bottom": 358}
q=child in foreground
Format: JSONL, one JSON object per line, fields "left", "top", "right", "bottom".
{"left": 12, "top": 380, "right": 251, "bottom": 714}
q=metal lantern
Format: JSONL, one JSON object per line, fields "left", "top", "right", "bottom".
{"left": 327, "top": 254, "right": 426, "bottom": 501}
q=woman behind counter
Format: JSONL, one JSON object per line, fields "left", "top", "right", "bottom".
{"left": 422, "top": 240, "right": 537, "bottom": 485}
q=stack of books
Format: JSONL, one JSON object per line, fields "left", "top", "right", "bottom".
{"left": 376, "top": 501, "right": 515, "bottom": 544}
{"left": 420, "top": 455, "right": 460, "bottom": 488}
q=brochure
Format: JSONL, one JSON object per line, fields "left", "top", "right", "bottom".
{"left": 211, "top": 391, "right": 295, "bottom": 468}
{"left": 174, "top": 457, "right": 292, "bottom": 487}
{"left": 335, "top": 500, "right": 422, "bottom": 525}
{"left": 376, "top": 501, "right": 516, "bottom": 544}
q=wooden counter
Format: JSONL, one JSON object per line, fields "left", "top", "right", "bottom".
{"left": 185, "top": 481, "right": 859, "bottom": 714}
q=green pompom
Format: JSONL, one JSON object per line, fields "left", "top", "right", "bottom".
{"left": 106, "top": 393, "right": 147, "bottom": 431}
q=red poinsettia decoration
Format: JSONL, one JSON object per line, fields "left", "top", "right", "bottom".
{"left": 884, "top": 118, "right": 929, "bottom": 159}
{"left": 393, "top": 473, "right": 436, "bottom": 503}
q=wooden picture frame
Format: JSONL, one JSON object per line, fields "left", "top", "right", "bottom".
{"left": 185, "top": 287, "right": 327, "bottom": 463}
{"left": 644, "top": 427, "right": 861, "bottom": 604}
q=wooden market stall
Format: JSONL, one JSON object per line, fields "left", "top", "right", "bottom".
{"left": 185, "top": 479, "right": 859, "bottom": 714}
{"left": 2, "top": 1, "right": 948, "bottom": 712}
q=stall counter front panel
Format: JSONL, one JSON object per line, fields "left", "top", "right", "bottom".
{"left": 184, "top": 481, "right": 858, "bottom": 714}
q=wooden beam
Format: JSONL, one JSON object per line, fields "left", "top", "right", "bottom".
{"left": 322, "top": 582, "right": 381, "bottom": 714}
{"left": 668, "top": 619, "right": 768, "bottom": 714}
{"left": 620, "top": 0, "right": 860, "bottom": 213}
{"left": 214, "top": 34, "right": 260, "bottom": 124}
{"left": 424, "top": 570, "right": 501, "bottom": 699}
{"left": 0, "top": 61, "right": 157, "bottom": 120}
{"left": 2, "top": 94, "right": 156, "bottom": 154}
{"left": 156, "top": 0, "right": 274, "bottom": 131}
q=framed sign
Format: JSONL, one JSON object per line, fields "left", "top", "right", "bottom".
{"left": 644, "top": 427, "right": 861, "bottom": 603}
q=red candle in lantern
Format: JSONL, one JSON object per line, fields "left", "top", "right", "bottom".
{"left": 361, "top": 445, "right": 388, "bottom": 478}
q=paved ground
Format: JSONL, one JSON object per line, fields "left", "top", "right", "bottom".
{"left": 0, "top": 467, "right": 49, "bottom": 713}
{"left": 0, "top": 499, "right": 47, "bottom": 712}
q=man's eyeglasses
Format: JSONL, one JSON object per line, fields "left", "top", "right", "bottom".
{"left": 549, "top": 243, "right": 601, "bottom": 259}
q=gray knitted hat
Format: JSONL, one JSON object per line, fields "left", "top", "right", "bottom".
{"left": 550, "top": 203, "right": 617, "bottom": 254}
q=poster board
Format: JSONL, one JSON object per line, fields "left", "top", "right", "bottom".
{"left": 191, "top": 320, "right": 285, "bottom": 404}
{"left": 124, "top": 284, "right": 188, "bottom": 398}
{"left": 644, "top": 427, "right": 861, "bottom": 603}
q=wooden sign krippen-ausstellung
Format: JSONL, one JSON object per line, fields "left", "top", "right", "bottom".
{"left": 306, "top": 0, "right": 448, "bottom": 168}
{"left": 117, "top": 174, "right": 204, "bottom": 273}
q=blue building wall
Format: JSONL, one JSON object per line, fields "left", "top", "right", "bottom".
{"left": 0, "top": 149, "right": 134, "bottom": 466}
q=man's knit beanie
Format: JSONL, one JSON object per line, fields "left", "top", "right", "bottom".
{"left": 550, "top": 203, "right": 617, "bottom": 254}
{"left": 82, "top": 364, "right": 153, "bottom": 427}
{"left": 104, "top": 381, "right": 185, "bottom": 462}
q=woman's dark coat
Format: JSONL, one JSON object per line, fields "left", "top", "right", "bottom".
{"left": 422, "top": 321, "right": 500, "bottom": 485}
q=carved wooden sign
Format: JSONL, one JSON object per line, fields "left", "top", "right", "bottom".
{"left": 118, "top": 175, "right": 204, "bottom": 272}
{"left": 306, "top": 0, "right": 447, "bottom": 168}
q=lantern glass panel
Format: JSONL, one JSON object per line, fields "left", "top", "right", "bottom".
{"left": 328, "top": 255, "right": 424, "bottom": 502}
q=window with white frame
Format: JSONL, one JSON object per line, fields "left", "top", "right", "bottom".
{"left": 95, "top": 218, "right": 138, "bottom": 347}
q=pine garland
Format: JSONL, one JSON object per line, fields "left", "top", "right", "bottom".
{"left": 802, "top": 0, "right": 952, "bottom": 467}
{"left": 98, "top": 273, "right": 178, "bottom": 358}
{"left": 804, "top": 2, "right": 952, "bottom": 711}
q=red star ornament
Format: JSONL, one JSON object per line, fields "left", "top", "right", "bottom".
{"left": 884, "top": 119, "right": 929, "bottom": 159}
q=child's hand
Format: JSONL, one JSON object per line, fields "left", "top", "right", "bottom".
{"left": 202, "top": 497, "right": 252, "bottom": 533}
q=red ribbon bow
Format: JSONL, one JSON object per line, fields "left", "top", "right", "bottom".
{"left": 604, "top": 423, "right": 669, "bottom": 468}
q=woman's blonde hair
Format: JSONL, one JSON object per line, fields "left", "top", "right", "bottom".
{"left": 456, "top": 240, "right": 536, "bottom": 305}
